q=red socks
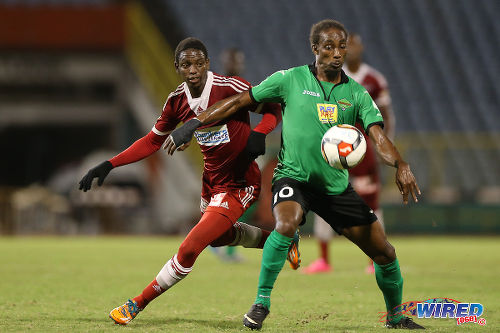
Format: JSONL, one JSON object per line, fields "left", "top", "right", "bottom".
{"left": 320, "top": 241, "right": 329, "bottom": 264}
{"left": 133, "top": 279, "right": 165, "bottom": 309}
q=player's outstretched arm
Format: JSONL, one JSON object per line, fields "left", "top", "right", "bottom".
{"left": 78, "top": 132, "right": 165, "bottom": 191}
{"left": 164, "top": 91, "right": 253, "bottom": 155}
{"left": 368, "top": 124, "right": 421, "bottom": 204}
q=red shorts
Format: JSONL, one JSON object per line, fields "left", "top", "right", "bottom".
{"left": 200, "top": 183, "right": 261, "bottom": 222}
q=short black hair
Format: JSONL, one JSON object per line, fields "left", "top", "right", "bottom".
{"left": 174, "top": 37, "right": 208, "bottom": 63}
{"left": 309, "top": 19, "right": 348, "bottom": 46}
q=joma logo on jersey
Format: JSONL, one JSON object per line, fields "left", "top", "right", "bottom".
{"left": 194, "top": 124, "right": 230, "bottom": 146}
{"left": 317, "top": 103, "right": 338, "bottom": 123}
{"left": 302, "top": 90, "right": 320, "bottom": 97}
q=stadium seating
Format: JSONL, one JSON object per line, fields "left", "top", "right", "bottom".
{"left": 161, "top": 0, "right": 500, "bottom": 200}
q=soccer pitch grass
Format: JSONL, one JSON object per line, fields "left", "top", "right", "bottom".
{"left": 1, "top": 236, "right": 498, "bottom": 332}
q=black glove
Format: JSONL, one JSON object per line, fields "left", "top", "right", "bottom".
{"left": 171, "top": 118, "right": 202, "bottom": 147}
{"left": 78, "top": 161, "right": 113, "bottom": 192}
{"left": 245, "top": 130, "right": 266, "bottom": 160}
{"left": 165, "top": 118, "right": 202, "bottom": 155}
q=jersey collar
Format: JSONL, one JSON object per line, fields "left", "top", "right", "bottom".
{"left": 308, "top": 62, "right": 349, "bottom": 85}
{"left": 184, "top": 71, "right": 214, "bottom": 115}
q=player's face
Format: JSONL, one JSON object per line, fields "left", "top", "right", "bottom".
{"left": 313, "top": 28, "right": 347, "bottom": 75}
{"left": 176, "top": 49, "right": 210, "bottom": 93}
{"left": 345, "top": 34, "right": 363, "bottom": 66}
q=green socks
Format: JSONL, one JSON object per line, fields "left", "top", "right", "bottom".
{"left": 254, "top": 230, "right": 292, "bottom": 309}
{"left": 374, "top": 258, "right": 404, "bottom": 324}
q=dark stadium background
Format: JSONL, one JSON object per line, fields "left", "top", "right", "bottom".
{"left": 0, "top": 0, "right": 499, "bottom": 236}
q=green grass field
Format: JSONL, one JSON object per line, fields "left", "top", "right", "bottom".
{"left": 1, "top": 236, "right": 499, "bottom": 332}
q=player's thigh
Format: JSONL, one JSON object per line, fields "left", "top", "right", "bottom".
{"left": 341, "top": 221, "right": 396, "bottom": 264}
{"left": 271, "top": 177, "right": 309, "bottom": 236}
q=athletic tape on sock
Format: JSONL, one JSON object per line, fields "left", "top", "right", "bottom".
{"left": 229, "top": 222, "right": 262, "bottom": 248}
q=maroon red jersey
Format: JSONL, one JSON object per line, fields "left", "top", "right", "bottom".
{"left": 344, "top": 63, "right": 391, "bottom": 108}
{"left": 153, "top": 71, "right": 261, "bottom": 192}
{"left": 343, "top": 64, "right": 392, "bottom": 209}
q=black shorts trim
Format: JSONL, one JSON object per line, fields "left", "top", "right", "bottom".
{"left": 271, "top": 177, "right": 377, "bottom": 233}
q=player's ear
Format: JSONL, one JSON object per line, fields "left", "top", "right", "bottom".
{"left": 312, "top": 44, "right": 318, "bottom": 55}
{"left": 174, "top": 61, "right": 180, "bottom": 73}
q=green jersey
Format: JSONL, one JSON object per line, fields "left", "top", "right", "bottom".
{"left": 250, "top": 64, "right": 384, "bottom": 195}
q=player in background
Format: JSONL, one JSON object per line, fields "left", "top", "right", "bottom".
{"left": 164, "top": 20, "right": 423, "bottom": 330}
{"left": 78, "top": 37, "right": 299, "bottom": 325}
{"left": 304, "top": 32, "right": 396, "bottom": 275}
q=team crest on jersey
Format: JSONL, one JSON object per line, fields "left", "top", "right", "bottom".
{"left": 317, "top": 103, "right": 338, "bottom": 123}
{"left": 337, "top": 98, "right": 353, "bottom": 110}
{"left": 194, "top": 124, "right": 230, "bottom": 146}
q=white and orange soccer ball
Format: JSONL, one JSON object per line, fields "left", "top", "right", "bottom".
{"left": 321, "top": 124, "right": 367, "bottom": 169}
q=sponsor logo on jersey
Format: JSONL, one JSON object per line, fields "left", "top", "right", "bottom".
{"left": 337, "top": 98, "right": 353, "bottom": 110}
{"left": 302, "top": 89, "right": 320, "bottom": 97}
{"left": 317, "top": 103, "right": 338, "bottom": 123}
{"left": 194, "top": 124, "right": 230, "bottom": 146}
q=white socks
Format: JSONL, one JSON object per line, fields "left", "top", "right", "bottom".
{"left": 156, "top": 254, "right": 192, "bottom": 290}
{"left": 228, "top": 222, "right": 263, "bottom": 248}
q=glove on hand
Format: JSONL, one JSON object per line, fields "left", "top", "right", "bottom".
{"left": 165, "top": 118, "right": 202, "bottom": 155}
{"left": 246, "top": 130, "right": 266, "bottom": 161}
{"left": 78, "top": 160, "right": 113, "bottom": 192}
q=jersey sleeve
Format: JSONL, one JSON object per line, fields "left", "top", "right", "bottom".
{"left": 252, "top": 103, "right": 282, "bottom": 135}
{"left": 356, "top": 89, "right": 384, "bottom": 134}
{"left": 250, "top": 70, "right": 289, "bottom": 104}
{"left": 152, "top": 93, "right": 181, "bottom": 135}
{"left": 108, "top": 131, "right": 164, "bottom": 167}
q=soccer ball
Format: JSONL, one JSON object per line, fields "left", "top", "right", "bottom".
{"left": 321, "top": 124, "right": 367, "bottom": 169}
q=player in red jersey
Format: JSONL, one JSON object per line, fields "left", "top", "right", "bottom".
{"left": 303, "top": 33, "right": 396, "bottom": 275}
{"left": 78, "top": 37, "right": 298, "bottom": 325}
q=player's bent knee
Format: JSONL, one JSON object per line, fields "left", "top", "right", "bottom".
{"left": 275, "top": 219, "right": 299, "bottom": 237}
{"left": 177, "top": 240, "right": 202, "bottom": 266}
{"left": 373, "top": 241, "right": 396, "bottom": 265}
{"left": 385, "top": 242, "right": 396, "bottom": 261}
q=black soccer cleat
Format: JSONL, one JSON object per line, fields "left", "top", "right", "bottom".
{"left": 243, "top": 303, "right": 269, "bottom": 330}
{"left": 385, "top": 316, "right": 425, "bottom": 329}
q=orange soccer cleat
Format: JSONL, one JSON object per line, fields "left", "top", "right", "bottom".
{"left": 286, "top": 231, "right": 301, "bottom": 270}
{"left": 109, "top": 299, "right": 141, "bottom": 325}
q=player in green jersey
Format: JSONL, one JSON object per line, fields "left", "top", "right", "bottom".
{"left": 164, "top": 19, "right": 423, "bottom": 330}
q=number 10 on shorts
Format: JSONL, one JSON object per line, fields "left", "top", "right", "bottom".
{"left": 273, "top": 186, "right": 294, "bottom": 205}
